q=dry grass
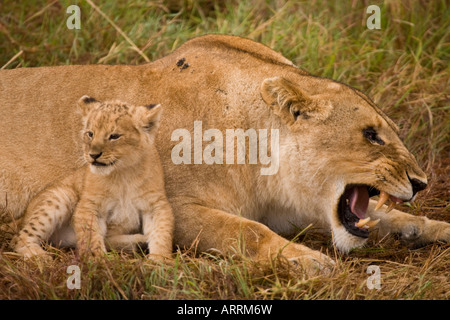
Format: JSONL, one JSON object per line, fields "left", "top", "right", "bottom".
{"left": 0, "top": 0, "right": 449, "bottom": 300}
{"left": 0, "top": 237, "right": 449, "bottom": 300}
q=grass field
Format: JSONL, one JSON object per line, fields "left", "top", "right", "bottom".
{"left": 0, "top": 0, "right": 449, "bottom": 300}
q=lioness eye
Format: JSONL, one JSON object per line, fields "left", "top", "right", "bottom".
{"left": 109, "top": 133, "right": 121, "bottom": 140}
{"left": 363, "top": 127, "right": 385, "bottom": 145}
{"left": 86, "top": 131, "right": 93, "bottom": 138}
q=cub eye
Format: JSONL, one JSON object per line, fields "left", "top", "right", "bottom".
{"left": 86, "top": 131, "right": 93, "bottom": 138}
{"left": 363, "top": 127, "right": 385, "bottom": 145}
{"left": 109, "top": 133, "right": 122, "bottom": 140}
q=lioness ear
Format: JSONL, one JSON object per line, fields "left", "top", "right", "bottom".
{"left": 260, "top": 77, "right": 332, "bottom": 124}
{"left": 77, "top": 95, "right": 100, "bottom": 117}
{"left": 134, "top": 104, "right": 162, "bottom": 134}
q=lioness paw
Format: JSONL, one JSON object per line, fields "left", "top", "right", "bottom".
{"left": 287, "top": 251, "right": 335, "bottom": 276}
{"left": 395, "top": 216, "right": 450, "bottom": 245}
{"left": 417, "top": 218, "right": 450, "bottom": 245}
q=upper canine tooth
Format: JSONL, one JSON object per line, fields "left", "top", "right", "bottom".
{"left": 375, "top": 191, "right": 390, "bottom": 211}
{"left": 355, "top": 217, "right": 371, "bottom": 228}
{"left": 386, "top": 202, "right": 396, "bottom": 213}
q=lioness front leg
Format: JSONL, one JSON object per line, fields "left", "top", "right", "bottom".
{"left": 173, "top": 203, "right": 334, "bottom": 275}
{"left": 367, "top": 199, "right": 450, "bottom": 245}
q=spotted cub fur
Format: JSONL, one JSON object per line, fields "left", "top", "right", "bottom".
{"left": 12, "top": 96, "right": 174, "bottom": 260}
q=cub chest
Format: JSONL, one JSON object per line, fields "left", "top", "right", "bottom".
{"left": 100, "top": 188, "right": 147, "bottom": 234}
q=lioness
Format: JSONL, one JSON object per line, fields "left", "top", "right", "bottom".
{"left": 0, "top": 35, "right": 448, "bottom": 274}
{"left": 11, "top": 96, "right": 173, "bottom": 260}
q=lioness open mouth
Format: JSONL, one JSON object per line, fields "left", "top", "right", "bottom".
{"left": 338, "top": 185, "right": 404, "bottom": 238}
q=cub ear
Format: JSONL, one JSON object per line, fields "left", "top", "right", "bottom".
{"left": 260, "top": 77, "right": 332, "bottom": 124}
{"left": 134, "top": 104, "right": 162, "bottom": 134}
{"left": 77, "top": 95, "right": 100, "bottom": 117}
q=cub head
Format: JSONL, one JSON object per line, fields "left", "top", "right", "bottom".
{"left": 261, "top": 76, "right": 428, "bottom": 252}
{"left": 77, "top": 95, "right": 162, "bottom": 176}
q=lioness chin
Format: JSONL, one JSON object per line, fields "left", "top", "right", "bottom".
{"left": 1, "top": 35, "right": 449, "bottom": 275}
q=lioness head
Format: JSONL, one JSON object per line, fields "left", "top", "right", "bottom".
{"left": 261, "top": 76, "right": 427, "bottom": 252}
{"left": 77, "top": 96, "right": 162, "bottom": 176}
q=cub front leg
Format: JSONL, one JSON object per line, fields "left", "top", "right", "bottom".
{"left": 367, "top": 199, "right": 450, "bottom": 245}
{"left": 141, "top": 196, "right": 174, "bottom": 261}
{"left": 72, "top": 198, "right": 107, "bottom": 258}
{"left": 172, "top": 202, "right": 334, "bottom": 275}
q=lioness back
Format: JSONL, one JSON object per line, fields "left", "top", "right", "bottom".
{"left": 13, "top": 97, "right": 174, "bottom": 260}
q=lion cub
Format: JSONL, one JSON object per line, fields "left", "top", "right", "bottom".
{"left": 13, "top": 96, "right": 174, "bottom": 260}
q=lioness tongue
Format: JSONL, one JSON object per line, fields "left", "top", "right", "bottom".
{"left": 348, "top": 186, "right": 369, "bottom": 219}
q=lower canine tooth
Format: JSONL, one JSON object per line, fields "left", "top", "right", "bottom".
{"left": 375, "top": 191, "right": 390, "bottom": 211}
{"left": 366, "top": 219, "right": 380, "bottom": 228}
{"left": 355, "top": 217, "right": 371, "bottom": 228}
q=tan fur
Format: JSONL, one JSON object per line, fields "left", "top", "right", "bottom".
{"left": 11, "top": 98, "right": 173, "bottom": 260}
{"left": 1, "top": 35, "right": 449, "bottom": 273}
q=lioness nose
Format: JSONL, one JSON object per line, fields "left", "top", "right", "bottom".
{"left": 89, "top": 152, "right": 102, "bottom": 160}
{"left": 409, "top": 177, "right": 427, "bottom": 196}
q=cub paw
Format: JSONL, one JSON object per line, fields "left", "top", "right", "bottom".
{"left": 78, "top": 240, "right": 107, "bottom": 259}
{"left": 15, "top": 244, "right": 52, "bottom": 262}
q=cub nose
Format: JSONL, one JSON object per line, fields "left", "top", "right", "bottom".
{"left": 409, "top": 176, "right": 427, "bottom": 196}
{"left": 89, "top": 152, "right": 102, "bottom": 160}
